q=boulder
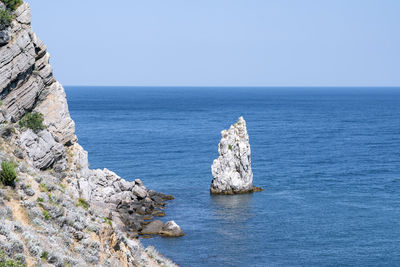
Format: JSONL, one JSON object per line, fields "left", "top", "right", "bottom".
{"left": 210, "top": 116, "right": 258, "bottom": 194}
{"left": 132, "top": 185, "right": 147, "bottom": 199}
{"left": 134, "top": 179, "right": 144, "bottom": 187}
{"left": 141, "top": 220, "right": 163, "bottom": 235}
{"left": 160, "top": 221, "right": 184, "bottom": 237}
{"left": 107, "top": 191, "right": 132, "bottom": 205}
{"left": 119, "top": 180, "right": 134, "bottom": 191}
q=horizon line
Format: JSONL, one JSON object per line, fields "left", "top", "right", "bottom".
{"left": 64, "top": 85, "right": 400, "bottom": 88}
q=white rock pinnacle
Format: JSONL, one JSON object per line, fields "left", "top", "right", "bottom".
{"left": 210, "top": 116, "right": 256, "bottom": 194}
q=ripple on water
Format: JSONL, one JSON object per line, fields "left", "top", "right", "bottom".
{"left": 67, "top": 87, "right": 400, "bottom": 266}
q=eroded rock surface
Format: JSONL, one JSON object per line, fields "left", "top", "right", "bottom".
{"left": 20, "top": 129, "right": 66, "bottom": 170}
{"left": 210, "top": 116, "right": 258, "bottom": 194}
{"left": 0, "top": 2, "right": 181, "bottom": 266}
{"left": 35, "top": 82, "right": 76, "bottom": 145}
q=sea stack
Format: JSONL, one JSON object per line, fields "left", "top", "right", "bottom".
{"left": 210, "top": 117, "right": 262, "bottom": 194}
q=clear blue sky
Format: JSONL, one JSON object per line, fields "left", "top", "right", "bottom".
{"left": 27, "top": 0, "right": 400, "bottom": 87}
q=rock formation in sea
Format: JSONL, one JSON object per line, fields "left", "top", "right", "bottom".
{"left": 210, "top": 116, "right": 262, "bottom": 194}
{"left": 0, "top": 1, "right": 180, "bottom": 266}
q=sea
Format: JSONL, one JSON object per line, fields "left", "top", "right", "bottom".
{"left": 65, "top": 86, "right": 400, "bottom": 266}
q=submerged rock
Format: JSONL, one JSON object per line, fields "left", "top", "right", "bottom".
{"left": 210, "top": 116, "right": 261, "bottom": 194}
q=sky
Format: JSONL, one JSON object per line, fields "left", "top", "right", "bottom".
{"left": 26, "top": 0, "right": 400, "bottom": 87}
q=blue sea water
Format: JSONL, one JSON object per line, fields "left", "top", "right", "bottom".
{"left": 65, "top": 87, "right": 400, "bottom": 266}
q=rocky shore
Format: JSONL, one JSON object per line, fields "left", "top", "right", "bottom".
{"left": 0, "top": 2, "right": 181, "bottom": 266}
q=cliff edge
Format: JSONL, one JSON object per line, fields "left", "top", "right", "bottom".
{"left": 0, "top": 2, "right": 178, "bottom": 266}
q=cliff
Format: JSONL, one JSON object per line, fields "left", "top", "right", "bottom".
{"left": 0, "top": 2, "right": 178, "bottom": 266}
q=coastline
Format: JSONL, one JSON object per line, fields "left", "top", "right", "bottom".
{"left": 0, "top": 2, "right": 178, "bottom": 266}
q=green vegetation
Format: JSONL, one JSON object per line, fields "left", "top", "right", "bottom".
{"left": 36, "top": 197, "right": 43, "bottom": 202}
{"left": 76, "top": 198, "right": 89, "bottom": 210}
{"left": 0, "top": 9, "right": 12, "bottom": 28}
{"left": 40, "top": 251, "right": 48, "bottom": 261}
{"left": 18, "top": 112, "right": 46, "bottom": 133}
{"left": 228, "top": 144, "right": 232, "bottom": 150}
{"left": 0, "top": 0, "right": 23, "bottom": 28}
{"left": 59, "top": 184, "right": 66, "bottom": 193}
{"left": 42, "top": 209, "right": 50, "bottom": 220}
{"left": 2, "top": 0, "right": 23, "bottom": 11}
{"left": 0, "top": 161, "right": 17, "bottom": 186}
{"left": 0, "top": 251, "right": 26, "bottom": 267}
{"left": 39, "top": 183, "right": 49, "bottom": 192}
{"left": 104, "top": 217, "right": 112, "bottom": 227}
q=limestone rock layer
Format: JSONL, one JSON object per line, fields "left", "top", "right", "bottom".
{"left": 210, "top": 116, "right": 254, "bottom": 194}
{"left": 0, "top": 2, "right": 178, "bottom": 266}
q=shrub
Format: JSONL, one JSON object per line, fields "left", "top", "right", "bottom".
{"left": 38, "top": 183, "right": 48, "bottom": 192}
{"left": 76, "top": 198, "right": 89, "bottom": 210}
{"left": 2, "top": 0, "right": 23, "bottom": 11}
{"left": 0, "top": 125, "right": 14, "bottom": 139}
{"left": 18, "top": 112, "right": 45, "bottom": 133}
{"left": 59, "top": 183, "right": 66, "bottom": 192}
{"left": 40, "top": 251, "right": 48, "bottom": 261}
{"left": 42, "top": 210, "right": 50, "bottom": 220}
{"left": 0, "top": 8, "right": 12, "bottom": 27}
{"left": 0, "top": 161, "right": 17, "bottom": 186}
{"left": 0, "top": 251, "right": 25, "bottom": 267}
{"left": 104, "top": 217, "right": 112, "bottom": 227}
{"left": 228, "top": 144, "right": 232, "bottom": 150}
{"left": 36, "top": 197, "right": 43, "bottom": 202}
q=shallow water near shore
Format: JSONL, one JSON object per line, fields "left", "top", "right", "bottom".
{"left": 66, "top": 87, "right": 400, "bottom": 266}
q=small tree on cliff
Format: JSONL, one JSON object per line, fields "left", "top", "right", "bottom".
{"left": 0, "top": 161, "right": 17, "bottom": 186}
{"left": 0, "top": 0, "right": 23, "bottom": 28}
{"left": 2, "top": 0, "right": 23, "bottom": 11}
{"left": 19, "top": 112, "right": 46, "bottom": 133}
{"left": 0, "top": 8, "right": 12, "bottom": 27}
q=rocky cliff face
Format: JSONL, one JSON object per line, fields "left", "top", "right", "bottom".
{"left": 0, "top": 2, "right": 179, "bottom": 266}
{"left": 211, "top": 116, "right": 261, "bottom": 194}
